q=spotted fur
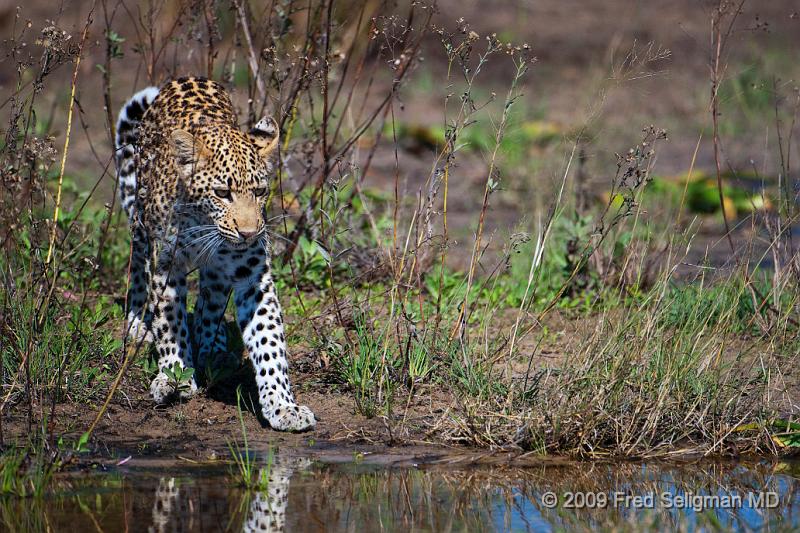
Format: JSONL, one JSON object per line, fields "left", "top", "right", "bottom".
{"left": 148, "top": 456, "right": 310, "bottom": 532}
{"left": 115, "top": 76, "right": 315, "bottom": 432}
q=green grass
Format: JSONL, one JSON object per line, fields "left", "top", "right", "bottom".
{"left": 335, "top": 310, "right": 398, "bottom": 418}
{"left": 227, "top": 388, "right": 273, "bottom": 491}
{"left": 0, "top": 447, "right": 56, "bottom": 498}
{"left": 661, "top": 280, "right": 761, "bottom": 333}
{"left": 439, "top": 256, "right": 798, "bottom": 455}
{"left": 1, "top": 279, "right": 122, "bottom": 406}
{"left": 0, "top": 197, "right": 125, "bottom": 407}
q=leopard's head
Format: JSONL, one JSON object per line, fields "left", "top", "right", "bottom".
{"left": 170, "top": 117, "right": 279, "bottom": 247}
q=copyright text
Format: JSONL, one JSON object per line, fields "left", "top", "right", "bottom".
{"left": 539, "top": 491, "right": 779, "bottom": 511}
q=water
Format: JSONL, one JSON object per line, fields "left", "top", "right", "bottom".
{"left": 2, "top": 451, "right": 798, "bottom": 532}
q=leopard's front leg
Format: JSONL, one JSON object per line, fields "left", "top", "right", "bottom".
{"left": 149, "top": 259, "right": 198, "bottom": 404}
{"left": 193, "top": 264, "right": 232, "bottom": 371}
{"left": 233, "top": 247, "right": 315, "bottom": 432}
{"left": 124, "top": 223, "right": 154, "bottom": 344}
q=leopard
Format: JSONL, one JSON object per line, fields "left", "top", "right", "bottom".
{"left": 148, "top": 456, "right": 310, "bottom": 532}
{"left": 114, "top": 76, "right": 315, "bottom": 432}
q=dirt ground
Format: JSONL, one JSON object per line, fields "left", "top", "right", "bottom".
{"left": 2, "top": 371, "right": 465, "bottom": 460}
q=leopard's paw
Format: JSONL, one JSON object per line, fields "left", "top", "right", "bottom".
{"left": 150, "top": 372, "right": 198, "bottom": 405}
{"left": 264, "top": 404, "right": 316, "bottom": 432}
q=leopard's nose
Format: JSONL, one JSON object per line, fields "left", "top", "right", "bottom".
{"left": 238, "top": 228, "right": 258, "bottom": 240}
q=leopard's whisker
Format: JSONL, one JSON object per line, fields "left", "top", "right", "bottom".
{"left": 179, "top": 230, "right": 216, "bottom": 244}
{"left": 205, "top": 236, "right": 225, "bottom": 265}
{"left": 173, "top": 201, "right": 205, "bottom": 210}
{"left": 197, "top": 234, "right": 223, "bottom": 265}
{"left": 258, "top": 233, "right": 270, "bottom": 252}
{"left": 180, "top": 231, "right": 217, "bottom": 251}
{"left": 265, "top": 230, "right": 291, "bottom": 245}
{"left": 180, "top": 224, "right": 217, "bottom": 235}
{"left": 194, "top": 235, "right": 217, "bottom": 262}
{"left": 267, "top": 213, "right": 291, "bottom": 223}
{"left": 179, "top": 230, "right": 217, "bottom": 244}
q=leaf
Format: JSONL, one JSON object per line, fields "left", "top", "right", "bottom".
{"left": 733, "top": 422, "right": 760, "bottom": 432}
{"left": 770, "top": 419, "right": 800, "bottom": 448}
{"left": 773, "top": 432, "right": 800, "bottom": 448}
{"left": 76, "top": 432, "right": 90, "bottom": 453}
{"left": 734, "top": 419, "right": 800, "bottom": 448}
{"left": 315, "top": 243, "right": 331, "bottom": 265}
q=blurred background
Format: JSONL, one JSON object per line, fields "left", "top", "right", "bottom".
{"left": 2, "top": 0, "right": 799, "bottom": 270}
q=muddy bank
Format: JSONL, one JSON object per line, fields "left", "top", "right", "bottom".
{"left": 2, "top": 371, "right": 460, "bottom": 460}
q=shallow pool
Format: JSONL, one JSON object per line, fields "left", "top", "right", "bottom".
{"left": 2, "top": 451, "right": 798, "bottom": 532}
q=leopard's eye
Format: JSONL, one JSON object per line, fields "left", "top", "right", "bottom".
{"left": 214, "top": 188, "right": 232, "bottom": 200}
{"left": 253, "top": 187, "right": 267, "bottom": 197}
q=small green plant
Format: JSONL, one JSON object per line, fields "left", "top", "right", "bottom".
{"left": 136, "top": 356, "right": 159, "bottom": 385}
{"left": 449, "top": 351, "right": 508, "bottom": 399}
{"left": 336, "top": 311, "right": 398, "bottom": 418}
{"left": 162, "top": 363, "right": 196, "bottom": 397}
{"left": 105, "top": 30, "right": 125, "bottom": 60}
{"left": 406, "top": 339, "right": 434, "bottom": 384}
{"left": 57, "top": 432, "right": 91, "bottom": 454}
{"left": 736, "top": 419, "right": 800, "bottom": 449}
{"left": 273, "top": 235, "right": 333, "bottom": 291}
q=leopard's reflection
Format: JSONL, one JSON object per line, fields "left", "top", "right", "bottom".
{"left": 148, "top": 456, "right": 311, "bottom": 533}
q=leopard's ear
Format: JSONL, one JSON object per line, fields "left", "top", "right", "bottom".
{"left": 171, "top": 129, "right": 208, "bottom": 175}
{"left": 249, "top": 116, "right": 279, "bottom": 159}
